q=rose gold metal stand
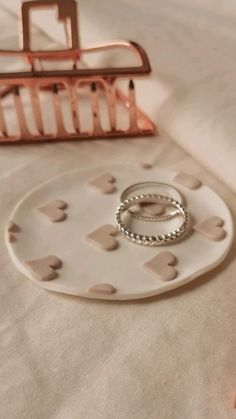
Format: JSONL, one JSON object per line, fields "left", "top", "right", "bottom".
{"left": 0, "top": 0, "right": 155, "bottom": 143}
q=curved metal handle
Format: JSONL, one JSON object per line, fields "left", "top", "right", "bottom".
{"left": 81, "top": 40, "right": 151, "bottom": 75}
{"left": 0, "top": 1, "right": 151, "bottom": 77}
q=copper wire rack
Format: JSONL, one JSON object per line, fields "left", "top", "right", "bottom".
{"left": 0, "top": 0, "right": 155, "bottom": 143}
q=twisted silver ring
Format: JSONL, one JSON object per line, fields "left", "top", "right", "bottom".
{"left": 116, "top": 193, "right": 189, "bottom": 246}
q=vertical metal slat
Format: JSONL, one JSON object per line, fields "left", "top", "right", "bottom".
{"left": 90, "top": 82, "right": 103, "bottom": 136}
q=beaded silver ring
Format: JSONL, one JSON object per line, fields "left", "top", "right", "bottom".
{"left": 120, "top": 182, "right": 184, "bottom": 222}
{"left": 115, "top": 193, "right": 190, "bottom": 246}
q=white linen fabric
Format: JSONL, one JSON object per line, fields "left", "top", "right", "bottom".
{"left": 0, "top": 2, "right": 236, "bottom": 418}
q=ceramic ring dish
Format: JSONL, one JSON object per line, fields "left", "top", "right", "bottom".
{"left": 5, "top": 164, "right": 233, "bottom": 301}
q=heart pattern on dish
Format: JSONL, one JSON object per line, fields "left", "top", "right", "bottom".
{"left": 7, "top": 220, "right": 20, "bottom": 243}
{"left": 88, "top": 283, "right": 117, "bottom": 295}
{"left": 141, "top": 202, "right": 165, "bottom": 216}
{"left": 193, "top": 216, "right": 226, "bottom": 241}
{"left": 143, "top": 251, "right": 178, "bottom": 281}
{"left": 24, "top": 255, "right": 62, "bottom": 281}
{"left": 86, "top": 224, "right": 118, "bottom": 251}
{"left": 174, "top": 172, "right": 202, "bottom": 190}
{"left": 87, "top": 173, "right": 116, "bottom": 194}
{"left": 37, "top": 199, "right": 68, "bottom": 222}
{"left": 129, "top": 203, "right": 165, "bottom": 216}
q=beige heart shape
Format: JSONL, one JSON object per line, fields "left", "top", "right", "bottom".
{"left": 37, "top": 199, "right": 67, "bottom": 222}
{"left": 143, "top": 251, "right": 177, "bottom": 281}
{"left": 141, "top": 202, "right": 165, "bottom": 216}
{"left": 7, "top": 220, "right": 20, "bottom": 243}
{"left": 88, "top": 283, "right": 117, "bottom": 295}
{"left": 24, "top": 256, "right": 62, "bottom": 281}
{"left": 86, "top": 224, "right": 118, "bottom": 251}
{"left": 87, "top": 173, "right": 116, "bottom": 194}
{"left": 194, "top": 216, "right": 226, "bottom": 241}
{"left": 129, "top": 203, "right": 165, "bottom": 216}
{"left": 174, "top": 172, "right": 202, "bottom": 190}
{"left": 141, "top": 162, "right": 153, "bottom": 170}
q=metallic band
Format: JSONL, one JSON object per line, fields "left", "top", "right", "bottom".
{"left": 116, "top": 193, "right": 189, "bottom": 246}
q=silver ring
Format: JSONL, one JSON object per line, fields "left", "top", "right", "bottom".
{"left": 120, "top": 182, "right": 184, "bottom": 222}
{"left": 116, "top": 193, "right": 189, "bottom": 246}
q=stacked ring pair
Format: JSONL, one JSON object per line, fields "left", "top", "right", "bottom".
{"left": 116, "top": 182, "right": 190, "bottom": 246}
